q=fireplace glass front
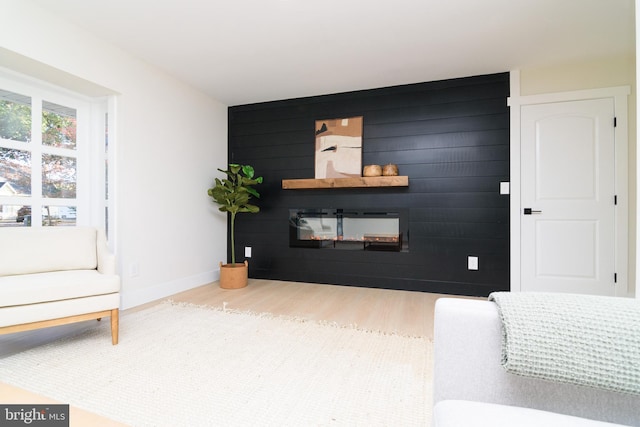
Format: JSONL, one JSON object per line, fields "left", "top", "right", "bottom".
{"left": 289, "top": 209, "right": 408, "bottom": 251}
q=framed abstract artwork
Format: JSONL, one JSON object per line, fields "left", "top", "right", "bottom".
{"left": 314, "top": 116, "right": 363, "bottom": 179}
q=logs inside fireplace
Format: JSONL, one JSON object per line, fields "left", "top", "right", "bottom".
{"left": 289, "top": 209, "right": 408, "bottom": 251}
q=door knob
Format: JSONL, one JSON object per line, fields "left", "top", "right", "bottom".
{"left": 523, "top": 208, "right": 542, "bottom": 215}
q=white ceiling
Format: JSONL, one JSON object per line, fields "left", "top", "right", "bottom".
{"left": 29, "top": 0, "right": 634, "bottom": 106}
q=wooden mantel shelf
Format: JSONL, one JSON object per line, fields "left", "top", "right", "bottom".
{"left": 282, "top": 176, "right": 409, "bottom": 190}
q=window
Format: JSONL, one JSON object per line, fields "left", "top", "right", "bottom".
{"left": 0, "top": 72, "right": 109, "bottom": 231}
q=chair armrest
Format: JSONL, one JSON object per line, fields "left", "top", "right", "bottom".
{"left": 96, "top": 229, "right": 116, "bottom": 275}
{"left": 433, "top": 298, "right": 504, "bottom": 405}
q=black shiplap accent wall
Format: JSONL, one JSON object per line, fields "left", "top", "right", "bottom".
{"left": 228, "top": 72, "right": 510, "bottom": 297}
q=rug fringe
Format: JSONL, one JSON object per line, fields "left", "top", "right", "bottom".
{"left": 163, "top": 299, "right": 428, "bottom": 340}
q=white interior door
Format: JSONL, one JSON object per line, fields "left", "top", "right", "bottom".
{"left": 521, "top": 98, "right": 616, "bottom": 296}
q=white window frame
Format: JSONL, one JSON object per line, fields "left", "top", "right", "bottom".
{"left": 0, "top": 68, "right": 110, "bottom": 232}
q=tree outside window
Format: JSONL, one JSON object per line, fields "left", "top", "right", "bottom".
{"left": 0, "top": 90, "right": 79, "bottom": 227}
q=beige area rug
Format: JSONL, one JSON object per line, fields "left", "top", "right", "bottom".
{"left": 0, "top": 301, "right": 433, "bottom": 426}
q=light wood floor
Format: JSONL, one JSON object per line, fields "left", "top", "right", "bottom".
{"left": 168, "top": 279, "right": 475, "bottom": 338}
{"left": 0, "top": 279, "right": 478, "bottom": 426}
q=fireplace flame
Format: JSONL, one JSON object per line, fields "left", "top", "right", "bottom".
{"left": 308, "top": 234, "right": 399, "bottom": 243}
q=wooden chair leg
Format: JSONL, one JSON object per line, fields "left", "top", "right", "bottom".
{"left": 110, "top": 309, "right": 119, "bottom": 345}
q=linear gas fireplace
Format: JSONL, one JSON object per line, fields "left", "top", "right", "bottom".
{"left": 289, "top": 209, "right": 408, "bottom": 251}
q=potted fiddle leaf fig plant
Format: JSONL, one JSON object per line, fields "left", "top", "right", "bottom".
{"left": 207, "top": 164, "right": 263, "bottom": 289}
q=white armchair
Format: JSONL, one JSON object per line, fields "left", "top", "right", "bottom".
{"left": 0, "top": 227, "right": 121, "bottom": 344}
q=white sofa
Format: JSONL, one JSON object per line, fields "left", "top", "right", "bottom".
{"left": 433, "top": 298, "right": 640, "bottom": 427}
{"left": 0, "top": 227, "right": 121, "bottom": 345}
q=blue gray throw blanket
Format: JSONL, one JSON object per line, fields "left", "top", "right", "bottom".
{"left": 489, "top": 292, "right": 640, "bottom": 395}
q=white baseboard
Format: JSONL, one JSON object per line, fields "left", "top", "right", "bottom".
{"left": 120, "top": 269, "right": 220, "bottom": 310}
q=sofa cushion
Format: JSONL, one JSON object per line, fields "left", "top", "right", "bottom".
{"left": 0, "top": 270, "right": 120, "bottom": 307}
{"left": 0, "top": 227, "right": 98, "bottom": 276}
{"left": 433, "top": 400, "right": 625, "bottom": 427}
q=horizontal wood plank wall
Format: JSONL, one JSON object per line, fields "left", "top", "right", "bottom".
{"left": 228, "top": 73, "right": 510, "bottom": 297}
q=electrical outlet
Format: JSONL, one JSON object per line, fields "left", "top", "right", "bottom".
{"left": 245, "top": 246, "right": 252, "bottom": 258}
{"left": 130, "top": 262, "right": 140, "bottom": 277}
{"left": 500, "top": 181, "right": 510, "bottom": 195}
{"left": 468, "top": 256, "right": 479, "bottom": 270}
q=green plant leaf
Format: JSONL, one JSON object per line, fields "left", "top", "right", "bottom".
{"left": 242, "top": 165, "right": 255, "bottom": 179}
{"left": 245, "top": 187, "right": 260, "bottom": 198}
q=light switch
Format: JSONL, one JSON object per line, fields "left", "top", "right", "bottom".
{"left": 245, "top": 247, "right": 252, "bottom": 258}
{"left": 500, "top": 182, "right": 510, "bottom": 195}
{"left": 468, "top": 256, "right": 479, "bottom": 270}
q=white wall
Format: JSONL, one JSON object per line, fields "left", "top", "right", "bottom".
{"left": 0, "top": 0, "right": 229, "bottom": 308}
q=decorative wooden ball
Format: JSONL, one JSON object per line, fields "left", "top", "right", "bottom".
{"left": 363, "top": 165, "right": 382, "bottom": 177}
{"left": 382, "top": 164, "right": 399, "bottom": 176}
